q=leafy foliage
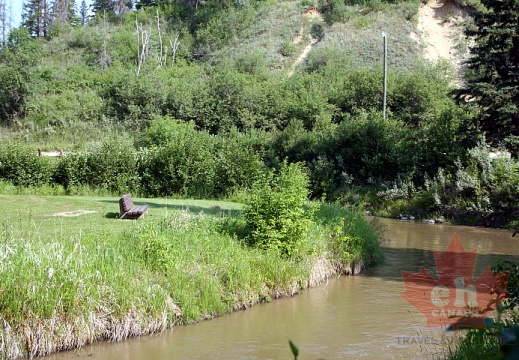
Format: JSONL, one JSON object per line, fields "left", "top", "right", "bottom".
{"left": 244, "top": 162, "right": 314, "bottom": 256}
{"left": 0, "top": 143, "right": 53, "bottom": 187}
{"left": 137, "top": 117, "right": 263, "bottom": 197}
{"left": 53, "top": 139, "right": 138, "bottom": 194}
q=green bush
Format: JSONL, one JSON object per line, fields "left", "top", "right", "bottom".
{"left": 53, "top": 152, "right": 89, "bottom": 190}
{"left": 0, "top": 143, "right": 54, "bottom": 187}
{"left": 53, "top": 139, "right": 138, "bottom": 194}
{"left": 85, "top": 140, "right": 139, "bottom": 194}
{"left": 244, "top": 161, "right": 315, "bottom": 256}
{"left": 320, "top": 0, "right": 350, "bottom": 24}
{"left": 321, "top": 112, "right": 413, "bottom": 186}
{"left": 137, "top": 121, "right": 218, "bottom": 197}
{"left": 212, "top": 133, "right": 265, "bottom": 197}
{"left": 138, "top": 117, "right": 265, "bottom": 198}
{"left": 25, "top": 89, "right": 104, "bottom": 127}
{"left": 279, "top": 42, "right": 298, "bottom": 57}
{"left": 194, "top": 6, "right": 256, "bottom": 53}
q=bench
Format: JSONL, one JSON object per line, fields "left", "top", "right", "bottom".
{"left": 119, "top": 193, "right": 148, "bottom": 220}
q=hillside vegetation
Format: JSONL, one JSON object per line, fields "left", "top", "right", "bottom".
{"left": 1, "top": 0, "right": 518, "bottom": 228}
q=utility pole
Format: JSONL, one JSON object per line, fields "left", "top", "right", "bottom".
{"left": 381, "top": 31, "right": 387, "bottom": 120}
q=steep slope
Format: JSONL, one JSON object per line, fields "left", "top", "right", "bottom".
{"left": 413, "top": 0, "right": 471, "bottom": 84}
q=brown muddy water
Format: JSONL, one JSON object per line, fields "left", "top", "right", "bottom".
{"left": 45, "top": 218, "right": 519, "bottom": 360}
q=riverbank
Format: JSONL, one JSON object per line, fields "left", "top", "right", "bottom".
{"left": 0, "top": 195, "right": 383, "bottom": 359}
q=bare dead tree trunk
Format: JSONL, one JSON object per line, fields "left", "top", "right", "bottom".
{"left": 136, "top": 18, "right": 151, "bottom": 75}
{"left": 51, "top": 0, "right": 71, "bottom": 26}
{"left": 170, "top": 34, "right": 180, "bottom": 66}
{"left": 135, "top": 11, "right": 180, "bottom": 73}
{"left": 156, "top": 9, "right": 163, "bottom": 67}
{"left": 99, "top": 12, "right": 111, "bottom": 72}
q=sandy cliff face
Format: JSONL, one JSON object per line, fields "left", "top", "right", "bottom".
{"left": 413, "top": 0, "right": 472, "bottom": 84}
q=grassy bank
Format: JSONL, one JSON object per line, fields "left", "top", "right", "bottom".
{"left": 0, "top": 194, "right": 382, "bottom": 359}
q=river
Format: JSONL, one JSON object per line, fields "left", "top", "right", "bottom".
{"left": 45, "top": 218, "right": 519, "bottom": 360}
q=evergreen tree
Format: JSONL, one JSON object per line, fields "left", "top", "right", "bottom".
{"left": 456, "top": 0, "right": 519, "bottom": 155}
{"left": 51, "top": 0, "right": 77, "bottom": 26}
{"left": 135, "top": 0, "right": 157, "bottom": 10}
{"left": 21, "top": 0, "right": 50, "bottom": 38}
{"left": 92, "top": 0, "right": 114, "bottom": 15}
{"left": 80, "top": 0, "right": 88, "bottom": 25}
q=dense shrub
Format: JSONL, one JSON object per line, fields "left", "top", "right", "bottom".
{"left": 25, "top": 89, "right": 104, "bottom": 127}
{"left": 0, "top": 29, "right": 42, "bottom": 124}
{"left": 212, "top": 133, "right": 265, "bottom": 196}
{"left": 86, "top": 140, "right": 140, "bottom": 193}
{"left": 100, "top": 66, "right": 167, "bottom": 129}
{"left": 137, "top": 122, "right": 217, "bottom": 197}
{"left": 319, "top": 112, "right": 413, "bottom": 186}
{"left": 0, "top": 143, "right": 54, "bottom": 187}
{"left": 138, "top": 118, "right": 264, "bottom": 197}
{"left": 244, "top": 162, "right": 315, "bottom": 256}
{"left": 53, "top": 152, "right": 89, "bottom": 190}
{"left": 193, "top": 6, "right": 256, "bottom": 53}
{"left": 380, "top": 139, "right": 519, "bottom": 221}
{"left": 53, "top": 140, "right": 138, "bottom": 194}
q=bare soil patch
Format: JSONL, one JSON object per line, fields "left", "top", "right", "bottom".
{"left": 414, "top": 0, "right": 471, "bottom": 84}
{"left": 50, "top": 210, "right": 97, "bottom": 217}
{"left": 288, "top": 8, "right": 324, "bottom": 77}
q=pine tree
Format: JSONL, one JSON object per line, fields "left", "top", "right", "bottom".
{"left": 456, "top": 0, "right": 519, "bottom": 154}
{"left": 135, "top": 0, "right": 157, "bottom": 10}
{"left": 92, "top": 0, "right": 114, "bottom": 15}
{"left": 80, "top": 0, "right": 88, "bottom": 25}
{"left": 51, "top": 0, "right": 77, "bottom": 26}
{"left": 22, "top": 0, "right": 50, "bottom": 38}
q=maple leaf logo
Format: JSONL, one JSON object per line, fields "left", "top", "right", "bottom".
{"left": 401, "top": 234, "right": 509, "bottom": 330}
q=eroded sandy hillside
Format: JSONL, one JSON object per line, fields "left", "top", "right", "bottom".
{"left": 412, "top": 0, "right": 472, "bottom": 84}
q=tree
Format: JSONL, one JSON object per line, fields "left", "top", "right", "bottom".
{"left": 80, "top": 0, "right": 88, "bottom": 25}
{"left": 92, "top": 0, "right": 114, "bottom": 15}
{"left": 51, "top": 0, "right": 77, "bottom": 27}
{"left": 456, "top": 0, "right": 519, "bottom": 155}
{"left": 0, "top": 28, "right": 41, "bottom": 123}
{"left": 21, "top": 0, "right": 50, "bottom": 38}
{"left": 135, "top": 0, "right": 157, "bottom": 10}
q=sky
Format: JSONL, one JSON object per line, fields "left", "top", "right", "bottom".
{"left": 11, "top": 0, "right": 94, "bottom": 27}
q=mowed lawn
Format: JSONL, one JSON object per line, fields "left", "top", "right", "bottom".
{"left": 1, "top": 194, "right": 244, "bottom": 241}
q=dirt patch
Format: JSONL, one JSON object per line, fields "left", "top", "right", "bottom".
{"left": 50, "top": 210, "right": 97, "bottom": 217}
{"left": 38, "top": 149, "right": 65, "bottom": 157}
{"left": 303, "top": 6, "right": 321, "bottom": 18}
{"left": 292, "top": 24, "right": 304, "bottom": 44}
{"left": 288, "top": 8, "right": 324, "bottom": 77}
{"left": 414, "top": 0, "right": 471, "bottom": 84}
